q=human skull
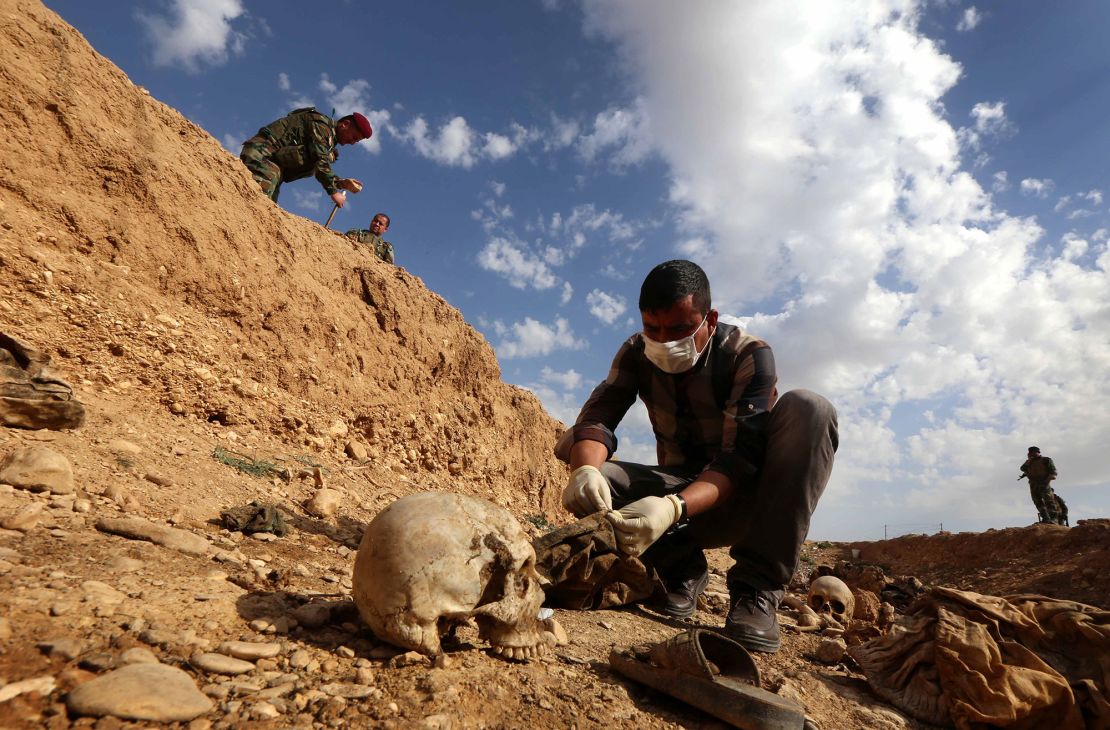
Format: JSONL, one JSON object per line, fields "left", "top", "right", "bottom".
{"left": 352, "top": 492, "right": 555, "bottom": 661}
{"left": 808, "top": 575, "right": 854, "bottom": 628}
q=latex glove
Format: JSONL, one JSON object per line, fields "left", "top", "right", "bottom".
{"left": 561, "top": 465, "right": 612, "bottom": 517}
{"left": 606, "top": 495, "right": 683, "bottom": 557}
{"left": 330, "top": 190, "right": 348, "bottom": 208}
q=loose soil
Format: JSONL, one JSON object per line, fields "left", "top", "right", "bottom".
{"left": 0, "top": 2, "right": 1105, "bottom": 728}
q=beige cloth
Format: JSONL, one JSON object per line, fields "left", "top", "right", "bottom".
{"left": 849, "top": 587, "right": 1110, "bottom": 729}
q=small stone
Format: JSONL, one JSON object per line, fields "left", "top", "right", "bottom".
{"left": 106, "top": 439, "right": 142, "bottom": 456}
{"left": 248, "top": 619, "right": 272, "bottom": 633}
{"left": 541, "top": 617, "right": 569, "bottom": 646}
{"left": 2, "top": 501, "right": 44, "bottom": 530}
{"left": 143, "top": 472, "right": 173, "bottom": 487}
{"left": 336, "top": 646, "right": 355, "bottom": 659}
{"left": 368, "top": 645, "right": 401, "bottom": 660}
{"left": 95, "top": 517, "right": 209, "bottom": 556}
{"left": 65, "top": 663, "right": 212, "bottom": 721}
{"left": 155, "top": 314, "right": 181, "bottom": 329}
{"left": 288, "top": 649, "right": 311, "bottom": 669}
{"left": 106, "top": 556, "right": 144, "bottom": 573}
{"left": 320, "top": 683, "right": 376, "bottom": 699}
{"left": 73, "top": 498, "right": 92, "bottom": 513}
{"left": 344, "top": 441, "right": 368, "bottom": 461}
{"left": 390, "top": 651, "right": 429, "bottom": 668}
{"left": 354, "top": 667, "right": 374, "bottom": 684}
{"left": 219, "top": 641, "right": 281, "bottom": 661}
{"left": 815, "top": 637, "right": 847, "bottom": 664}
{"left": 0, "top": 675, "right": 56, "bottom": 703}
{"left": 306, "top": 488, "right": 340, "bottom": 519}
{"left": 119, "top": 647, "right": 159, "bottom": 665}
{"left": 79, "top": 653, "right": 117, "bottom": 672}
{"left": 138, "top": 629, "right": 178, "bottom": 648}
{"left": 191, "top": 652, "right": 255, "bottom": 675}
{"left": 598, "top": 620, "right": 614, "bottom": 631}
{"left": 252, "top": 701, "right": 281, "bottom": 719}
{"left": 328, "top": 420, "right": 349, "bottom": 439}
{"left": 38, "top": 637, "right": 84, "bottom": 660}
{"left": 422, "top": 714, "right": 453, "bottom": 729}
{"left": 0, "top": 616, "right": 12, "bottom": 640}
{"left": 0, "top": 446, "right": 74, "bottom": 494}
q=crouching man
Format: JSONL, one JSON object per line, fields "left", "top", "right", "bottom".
{"left": 555, "top": 259, "right": 838, "bottom": 653}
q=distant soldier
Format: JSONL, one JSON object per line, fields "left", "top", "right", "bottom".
{"left": 240, "top": 107, "right": 371, "bottom": 206}
{"left": 1019, "top": 446, "right": 1060, "bottom": 524}
{"left": 345, "top": 213, "right": 395, "bottom": 264}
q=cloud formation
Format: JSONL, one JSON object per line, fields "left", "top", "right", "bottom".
{"left": 586, "top": 289, "right": 628, "bottom": 324}
{"left": 137, "top": 0, "right": 246, "bottom": 72}
{"left": 580, "top": 0, "right": 1110, "bottom": 537}
{"left": 496, "top": 317, "right": 586, "bottom": 359}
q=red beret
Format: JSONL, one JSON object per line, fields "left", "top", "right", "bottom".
{"left": 350, "top": 112, "right": 373, "bottom": 139}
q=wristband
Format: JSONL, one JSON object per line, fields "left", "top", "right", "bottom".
{"left": 668, "top": 493, "right": 688, "bottom": 524}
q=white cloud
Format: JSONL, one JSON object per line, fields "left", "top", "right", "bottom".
{"left": 579, "top": 0, "right": 1110, "bottom": 538}
{"left": 318, "top": 75, "right": 390, "bottom": 154}
{"left": 277, "top": 72, "right": 290, "bottom": 91}
{"left": 577, "top": 98, "right": 653, "bottom": 166}
{"left": 220, "top": 132, "right": 242, "bottom": 152}
{"left": 566, "top": 204, "right": 637, "bottom": 246}
{"left": 956, "top": 6, "right": 982, "bottom": 32}
{"left": 540, "top": 366, "right": 583, "bottom": 391}
{"left": 477, "top": 238, "right": 559, "bottom": 290}
{"left": 137, "top": 0, "right": 246, "bottom": 72}
{"left": 398, "top": 115, "right": 523, "bottom": 167}
{"left": 991, "top": 171, "right": 1009, "bottom": 192}
{"left": 1020, "top": 178, "right": 1054, "bottom": 198}
{"left": 970, "top": 101, "right": 1008, "bottom": 135}
{"left": 1082, "top": 189, "right": 1103, "bottom": 206}
{"left": 496, "top": 317, "right": 586, "bottom": 359}
{"left": 288, "top": 188, "right": 324, "bottom": 212}
{"left": 586, "top": 289, "right": 628, "bottom": 324}
{"left": 491, "top": 181, "right": 507, "bottom": 198}
{"left": 560, "top": 281, "right": 574, "bottom": 305}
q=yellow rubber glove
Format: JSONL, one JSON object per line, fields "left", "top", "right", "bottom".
{"left": 561, "top": 465, "right": 612, "bottom": 517}
{"left": 606, "top": 495, "right": 683, "bottom": 556}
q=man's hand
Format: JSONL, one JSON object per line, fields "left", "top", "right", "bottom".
{"left": 561, "top": 465, "right": 612, "bottom": 517}
{"left": 337, "top": 178, "right": 363, "bottom": 193}
{"left": 606, "top": 495, "right": 682, "bottom": 557}
{"left": 330, "top": 190, "right": 348, "bottom": 208}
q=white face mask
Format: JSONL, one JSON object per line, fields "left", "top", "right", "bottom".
{"left": 642, "top": 315, "right": 710, "bottom": 374}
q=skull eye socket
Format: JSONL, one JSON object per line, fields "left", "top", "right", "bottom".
{"left": 809, "top": 595, "right": 825, "bottom": 610}
{"left": 831, "top": 600, "right": 845, "bottom": 615}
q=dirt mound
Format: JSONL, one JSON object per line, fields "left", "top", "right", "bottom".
{"left": 850, "top": 519, "right": 1110, "bottom": 609}
{"left": 0, "top": 0, "right": 565, "bottom": 519}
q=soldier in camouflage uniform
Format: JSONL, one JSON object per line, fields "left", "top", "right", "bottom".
{"left": 1019, "top": 446, "right": 1060, "bottom": 524}
{"left": 240, "top": 108, "right": 372, "bottom": 205}
{"left": 345, "top": 213, "right": 395, "bottom": 264}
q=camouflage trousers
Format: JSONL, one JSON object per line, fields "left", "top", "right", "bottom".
{"left": 239, "top": 137, "right": 282, "bottom": 201}
{"left": 1029, "top": 480, "right": 1059, "bottom": 523}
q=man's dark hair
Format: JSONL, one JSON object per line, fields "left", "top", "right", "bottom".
{"left": 374, "top": 212, "right": 390, "bottom": 227}
{"left": 1028, "top": 446, "right": 1040, "bottom": 453}
{"left": 639, "top": 259, "right": 712, "bottom": 314}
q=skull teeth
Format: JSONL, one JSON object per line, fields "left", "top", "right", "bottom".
{"left": 491, "top": 641, "right": 549, "bottom": 662}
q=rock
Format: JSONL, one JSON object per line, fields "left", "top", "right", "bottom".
{"left": 1, "top": 501, "right": 44, "bottom": 530}
{"left": 390, "top": 651, "right": 429, "bottom": 668}
{"left": 0, "top": 616, "right": 11, "bottom": 640}
{"left": 252, "top": 701, "right": 281, "bottom": 719}
{"left": 65, "top": 663, "right": 212, "bottom": 721}
{"left": 336, "top": 646, "right": 355, "bottom": 659}
{"left": 288, "top": 650, "right": 311, "bottom": 669}
{"left": 0, "top": 675, "right": 56, "bottom": 703}
{"left": 852, "top": 588, "right": 881, "bottom": 623}
{"left": 541, "top": 617, "right": 569, "bottom": 646}
{"left": 328, "top": 420, "right": 349, "bottom": 439}
{"left": 191, "top": 652, "right": 255, "bottom": 675}
{"left": 155, "top": 314, "right": 181, "bottom": 329}
{"left": 73, "top": 498, "right": 91, "bottom": 513}
{"left": 815, "top": 637, "right": 847, "bottom": 664}
{"left": 290, "top": 602, "right": 332, "bottom": 629}
{"left": 38, "top": 637, "right": 84, "bottom": 661}
{"left": 306, "top": 488, "right": 340, "bottom": 519}
{"left": 0, "top": 446, "right": 74, "bottom": 494}
{"left": 218, "top": 641, "right": 281, "bottom": 661}
{"left": 82, "top": 581, "right": 127, "bottom": 611}
{"left": 120, "top": 647, "right": 159, "bottom": 665}
{"left": 106, "top": 439, "right": 142, "bottom": 456}
{"left": 344, "top": 441, "right": 368, "bottom": 461}
{"left": 95, "top": 517, "right": 209, "bottom": 556}
{"left": 422, "top": 714, "right": 453, "bottom": 729}
{"left": 320, "top": 683, "right": 377, "bottom": 699}
{"left": 138, "top": 629, "right": 179, "bottom": 648}
{"left": 106, "top": 555, "right": 145, "bottom": 573}
{"left": 143, "top": 472, "right": 173, "bottom": 487}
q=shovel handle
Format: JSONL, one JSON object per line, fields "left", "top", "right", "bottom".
{"left": 324, "top": 203, "right": 339, "bottom": 229}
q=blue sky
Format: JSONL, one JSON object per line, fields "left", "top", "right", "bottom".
{"left": 45, "top": 0, "right": 1109, "bottom": 540}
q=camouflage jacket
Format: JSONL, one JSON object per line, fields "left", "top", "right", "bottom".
{"left": 256, "top": 107, "right": 340, "bottom": 194}
{"left": 344, "top": 229, "right": 395, "bottom": 264}
{"left": 1020, "top": 456, "right": 1057, "bottom": 481}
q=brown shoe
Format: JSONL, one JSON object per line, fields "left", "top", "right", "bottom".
{"left": 724, "top": 585, "right": 783, "bottom": 653}
{"left": 656, "top": 552, "right": 709, "bottom": 619}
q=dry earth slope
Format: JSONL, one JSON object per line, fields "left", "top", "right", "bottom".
{"left": 0, "top": 0, "right": 567, "bottom": 520}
